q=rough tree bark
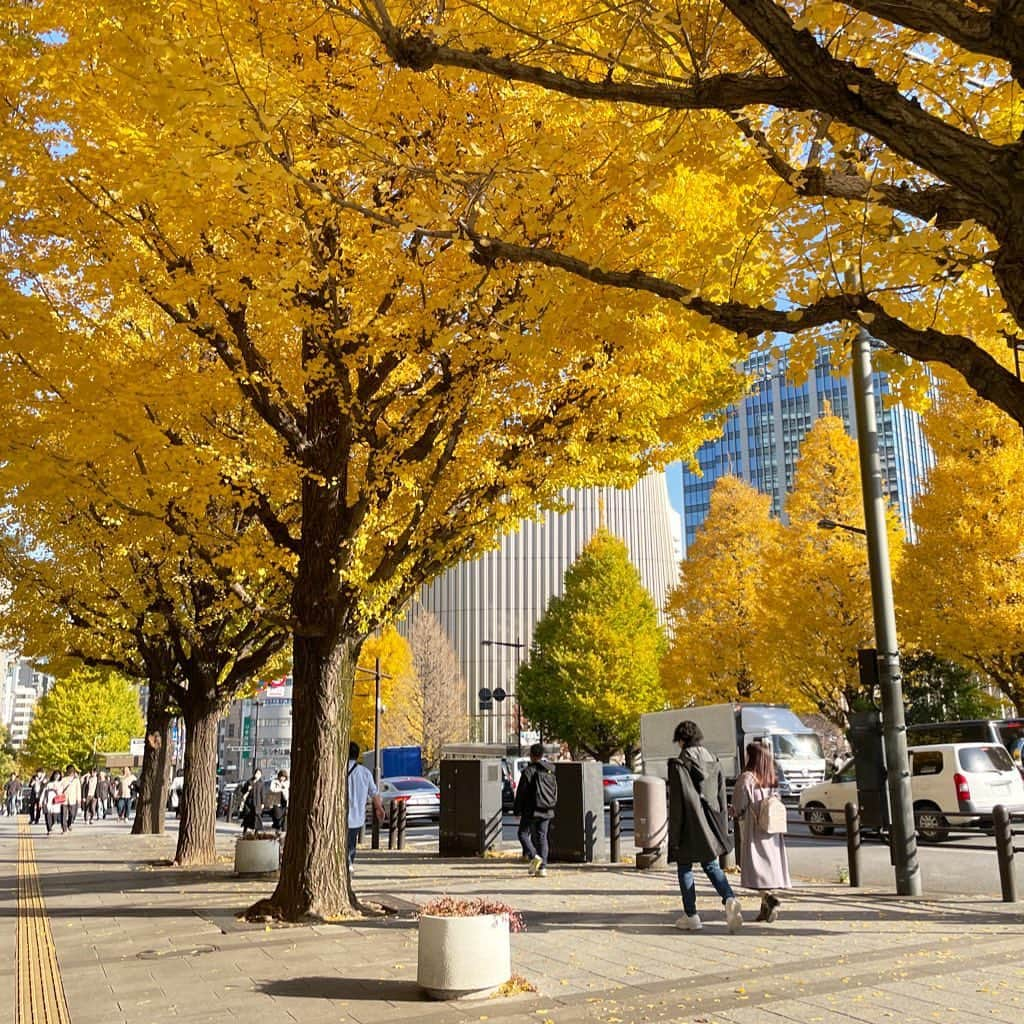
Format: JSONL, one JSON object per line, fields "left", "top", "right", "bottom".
{"left": 131, "top": 689, "right": 173, "bottom": 836}
{"left": 251, "top": 633, "right": 359, "bottom": 920}
{"left": 173, "top": 696, "right": 221, "bottom": 866}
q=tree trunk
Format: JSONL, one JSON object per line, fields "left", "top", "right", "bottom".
{"left": 132, "top": 693, "right": 172, "bottom": 836}
{"left": 250, "top": 633, "right": 359, "bottom": 921}
{"left": 173, "top": 699, "right": 220, "bottom": 866}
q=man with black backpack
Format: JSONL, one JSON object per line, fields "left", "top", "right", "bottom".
{"left": 513, "top": 743, "right": 557, "bottom": 877}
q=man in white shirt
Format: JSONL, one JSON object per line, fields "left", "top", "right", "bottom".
{"left": 347, "top": 741, "right": 385, "bottom": 866}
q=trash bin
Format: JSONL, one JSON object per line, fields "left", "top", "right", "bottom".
{"left": 633, "top": 775, "right": 668, "bottom": 869}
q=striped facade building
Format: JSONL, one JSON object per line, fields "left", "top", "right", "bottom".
{"left": 413, "top": 474, "right": 682, "bottom": 746}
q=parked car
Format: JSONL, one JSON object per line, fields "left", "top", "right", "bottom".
{"left": 368, "top": 776, "right": 441, "bottom": 823}
{"left": 500, "top": 757, "right": 529, "bottom": 813}
{"left": 799, "top": 743, "right": 1024, "bottom": 842}
{"left": 601, "top": 764, "right": 636, "bottom": 805}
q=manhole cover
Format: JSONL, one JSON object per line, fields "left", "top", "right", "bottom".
{"left": 136, "top": 945, "right": 219, "bottom": 961}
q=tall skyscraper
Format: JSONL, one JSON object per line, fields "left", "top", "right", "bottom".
{"left": 414, "top": 474, "right": 681, "bottom": 746}
{"left": 668, "top": 346, "right": 934, "bottom": 549}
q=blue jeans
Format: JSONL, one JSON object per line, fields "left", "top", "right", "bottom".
{"left": 347, "top": 826, "right": 361, "bottom": 865}
{"left": 518, "top": 816, "right": 550, "bottom": 866}
{"left": 677, "top": 859, "right": 735, "bottom": 916}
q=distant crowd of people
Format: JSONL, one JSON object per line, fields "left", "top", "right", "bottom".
{"left": 3, "top": 766, "right": 137, "bottom": 835}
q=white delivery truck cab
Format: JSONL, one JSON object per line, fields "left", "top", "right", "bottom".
{"left": 640, "top": 703, "right": 827, "bottom": 797}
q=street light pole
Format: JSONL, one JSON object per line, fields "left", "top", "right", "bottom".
{"left": 851, "top": 329, "right": 921, "bottom": 897}
{"left": 354, "top": 660, "right": 393, "bottom": 784}
{"left": 250, "top": 699, "right": 262, "bottom": 776}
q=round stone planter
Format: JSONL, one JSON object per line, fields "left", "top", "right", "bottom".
{"left": 417, "top": 913, "right": 512, "bottom": 1000}
{"left": 233, "top": 836, "right": 280, "bottom": 876}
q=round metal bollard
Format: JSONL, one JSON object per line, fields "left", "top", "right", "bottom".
{"left": 632, "top": 776, "right": 668, "bottom": 870}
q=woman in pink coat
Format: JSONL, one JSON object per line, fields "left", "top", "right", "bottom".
{"left": 732, "top": 742, "right": 791, "bottom": 923}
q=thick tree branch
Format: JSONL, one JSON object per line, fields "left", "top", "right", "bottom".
{"left": 465, "top": 230, "right": 1024, "bottom": 428}
{"left": 731, "top": 113, "right": 991, "bottom": 228}
{"left": 844, "top": 0, "right": 1024, "bottom": 82}
{"left": 372, "top": 25, "right": 811, "bottom": 110}
{"left": 719, "top": 0, "right": 1014, "bottom": 215}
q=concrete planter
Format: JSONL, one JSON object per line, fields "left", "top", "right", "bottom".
{"left": 233, "top": 836, "right": 280, "bottom": 876}
{"left": 417, "top": 913, "right": 512, "bottom": 999}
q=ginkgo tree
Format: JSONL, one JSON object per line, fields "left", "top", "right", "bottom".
{"left": 361, "top": 0, "right": 1024, "bottom": 428}
{"left": 662, "top": 475, "right": 795, "bottom": 708}
{"left": 1, "top": 1, "right": 748, "bottom": 920}
{"left": 899, "top": 381, "right": 1024, "bottom": 712}
{"left": 760, "top": 413, "right": 904, "bottom": 725}
{"left": 517, "top": 529, "right": 667, "bottom": 760}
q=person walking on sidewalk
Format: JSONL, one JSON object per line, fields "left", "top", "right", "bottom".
{"left": 115, "top": 767, "right": 136, "bottom": 821}
{"left": 668, "top": 720, "right": 743, "bottom": 933}
{"left": 514, "top": 743, "right": 557, "bottom": 878}
{"left": 346, "top": 742, "right": 384, "bottom": 865}
{"left": 4, "top": 772, "right": 20, "bottom": 816}
{"left": 42, "top": 770, "right": 65, "bottom": 835}
{"left": 267, "top": 770, "right": 289, "bottom": 835}
{"left": 240, "top": 769, "right": 265, "bottom": 835}
{"left": 29, "top": 770, "right": 45, "bottom": 824}
{"left": 82, "top": 768, "right": 98, "bottom": 824}
{"left": 732, "top": 742, "right": 792, "bottom": 923}
{"left": 62, "top": 765, "right": 82, "bottom": 831}
{"left": 96, "top": 770, "right": 111, "bottom": 819}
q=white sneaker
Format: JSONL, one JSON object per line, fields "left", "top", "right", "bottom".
{"left": 536, "top": 866, "right": 547, "bottom": 877}
{"left": 528, "top": 855, "right": 542, "bottom": 876}
{"left": 725, "top": 897, "right": 743, "bottom": 933}
{"left": 675, "top": 914, "right": 702, "bottom": 931}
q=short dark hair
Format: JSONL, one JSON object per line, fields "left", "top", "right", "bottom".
{"left": 673, "top": 720, "right": 703, "bottom": 747}
{"left": 349, "top": 741, "right": 360, "bottom": 762}
{"left": 529, "top": 742, "right": 544, "bottom": 760}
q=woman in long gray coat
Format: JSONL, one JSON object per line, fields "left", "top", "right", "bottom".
{"left": 667, "top": 720, "right": 743, "bottom": 932}
{"left": 732, "top": 742, "right": 792, "bottom": 922}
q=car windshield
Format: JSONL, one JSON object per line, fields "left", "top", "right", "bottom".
{"left": 603, "top": 765, "right": 630, "bottom": 777}
{"left": 390, "top": 779, "right": 436, "bottom": 791}
{"left": 771, "top": 733, "right": 824, "bottom": 760}
{"left": 958, "top": 746, "right": 1014, "bottom": 773}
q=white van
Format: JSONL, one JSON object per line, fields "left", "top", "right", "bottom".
{"left": 798, "top": 742, "right": 1024, "bottom": 842}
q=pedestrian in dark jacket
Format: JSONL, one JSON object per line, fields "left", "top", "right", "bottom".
{"left": 241, "top": 769, "right": 264, "bottom": 835}
{"left": 513, "top": 743, "right": 556, "bottom": 877}
{"left": 667, "top": 720, "right": 743, "bottom": 932}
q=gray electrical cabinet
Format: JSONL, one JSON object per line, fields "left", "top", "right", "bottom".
{"left": 438, "top": 759, "right": 503, "bottom": 856}
{"left": 548, "top": 761, "right": 607, "bottom": 863}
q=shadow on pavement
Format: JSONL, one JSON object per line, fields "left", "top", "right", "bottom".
{"left": 259, "top": 976, "right": 430, "bottom": 1002}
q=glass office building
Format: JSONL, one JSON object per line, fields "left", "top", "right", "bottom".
{"left": 669, "top": 346, "right": 934, "bottom": 549}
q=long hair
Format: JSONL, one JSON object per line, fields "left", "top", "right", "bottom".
{"left": 743, "top": 741, "right": 777, "bottom": 788}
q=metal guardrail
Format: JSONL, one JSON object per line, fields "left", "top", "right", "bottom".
{"left": 779, "top": 802, "right": 1021, "bottom": 902}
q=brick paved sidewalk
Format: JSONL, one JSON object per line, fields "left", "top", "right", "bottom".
{"left": 4, "top": 815, "right": 1024, "bottom": 1024}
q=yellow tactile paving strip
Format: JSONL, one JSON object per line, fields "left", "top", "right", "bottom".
{"left": 16, "top": 819, "right": 71, "bottom": 1024}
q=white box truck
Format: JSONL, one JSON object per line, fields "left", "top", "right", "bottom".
{"left": 640, "top": 703, "right": 827, "bottom": 797}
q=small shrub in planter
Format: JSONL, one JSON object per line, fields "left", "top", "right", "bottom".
{"left": 233, "top": 832, "right": 281, "bottom": 876}
{"left": 416, "top": 897, "right": 524, "bottom": 1000}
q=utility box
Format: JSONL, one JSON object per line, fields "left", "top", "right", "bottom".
{"left": 438, "top": 759, "right": 502, "bottom": 857}
{"left": 848, "top": 710, "right": 890, "bottom": 830}
{"left": 548, "top": 761, "right": 606, "bottom": 863}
